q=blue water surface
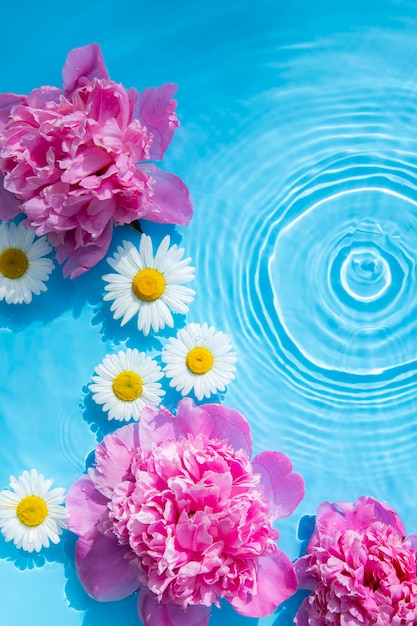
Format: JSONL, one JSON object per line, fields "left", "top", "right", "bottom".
{"left": 2, "top": 0, "right": 417, "bottom": 624}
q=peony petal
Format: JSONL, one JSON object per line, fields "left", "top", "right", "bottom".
{"left": 55, "top": 220, "right": 113, "bottom": 278}
{"left": 66, "top": 476, "right": 108, "bottom": 539}
{"left": 138, "top": 83, "right": 179, "bottom": 160}
{"left": 62, "top": 43, "right": 109, "bottom": 96}
{"left": 408, "top": 533, "right": 417, "bottom": 551}
{"left": 251, "top": 450, "right": 305, "bottom": 521}
{"left": 137, "top": 589, "right": 211, "bottom": 626}
{"left": 0, "top": 179, "right": 20, "bottom": 220}
{"left": 174, "top": 398, "right": 214, "bottom": 439}
{"left": 293, "top": 554, "right": 317, "bottom": 590}
{"left": 93, "top": 423, "right": 140, "bottom": 498}
{"left": 229, "top": 552, "right": 298, "bottom": 617}
{"left": 293, "top": 599, "right": 311, "bottom": 626}
{"left": 352, "top": 495, "right": 407, "bottom": 535}
{"left": 75, "top": 533, "right": 139, "bottom": 602}
{"left": 201, "top": 403, "right": 252, "bottom": 456}
{"left": 313, "top": 496, "right": 407, "bottom": 544}
{"left": 26, "top": 86, "right": 62, "bottom": 108}
{"left": 139, "top": 405, "right": 177, "bottom": 451}
{"left": 0, "top": 93, "right": 25, "bottom": 129}
{"left": 139, "top": 163, "right": 193, "bottom": 226}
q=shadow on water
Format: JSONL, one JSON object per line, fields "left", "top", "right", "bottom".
{"left": 273, "top": 590, "right": 309, "bottom": 626}
{"left": 89, "top": 221, "right": 191, "bottom": 348}
{"left": 0, "top": 530, "right": 68, "bottom": 571}
{"left": 81, "top": 380, "right": 227, "bottom": 444}
{"left": 0, "top": 220, "right": 185, "bottom": 334}
{"left": 0, "top": 234, "right": 105, "bottom": 333}
{"left": 64, "top": 530, "right": 262, "bottom": 626}
{"left": 271, "top": 514, "right": 316, "bottom": 625}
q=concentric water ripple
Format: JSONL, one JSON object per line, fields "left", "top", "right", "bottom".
{"left": 270, "top": 185, "right": 417, "bottom": 376}
{"left": 6, "top": 6, "right": 417, "bottom": 625}
{"left": 183, "top": 28, "right": 417, "bottom": 496}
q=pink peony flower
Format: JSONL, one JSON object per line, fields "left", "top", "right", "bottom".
{"left": 294, "top": 496, "right": 417, "bottom": 626}
{"left": 66, "top": 398, "right": 305, "bottom": 626}
{"left": 0, "top": 43, "right": 193, "bottom": 278}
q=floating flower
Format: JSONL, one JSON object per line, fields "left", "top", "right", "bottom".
{"left": 162, "top": 323, "right": 237, "bottom": 400}
{"left": 294, "top": 496, "right": 417, "bottom": 626}
{"left": 103, "top": 234, "right": 195, "bottom": 336}
{"left": 89, "top": 348, "right": 165, "bottom": 422}
{"left": 0, "top": 43, "right": 193, "bottom": 278}
{"left": 0, "top": 469, "right": 67, "bottom": 552}
{"left": 66, "top": 398, "right": 305, "bottom": 626}
{"left": 0, "top": 221, "right": 54, "bottom": 304}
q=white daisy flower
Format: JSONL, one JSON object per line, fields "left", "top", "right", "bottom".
{"left": 0, "top": 222, "right": 54, "bottom": 304}
{"left": 0, "top": 469, "right": 67, "bottom": 553}
{"left": 89, "top": 348, "right": 165, "bottom": 421}
{"left": 161, "top": 322, "right": 237, "bottom": 401}
{"left": 102, "top": 234, "right": 195, "bottom": 336}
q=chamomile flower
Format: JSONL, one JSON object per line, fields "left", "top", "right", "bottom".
{"left": 102, "top": 234, "right": 195, "bottom": 336}
{"left": 0, "top": 469, "right": 67, "bottom": 553}
{"left": 162, "top": 322, "right": 237, "bottom": 401}
{"left": 0, "top": 222, "right": 54, "bottom": 304}
{"left": 89, "top": 348, "right": 165, "bottom": 421}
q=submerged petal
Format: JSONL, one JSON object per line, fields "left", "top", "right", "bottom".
{"left": 137, "top": 589, "right": 211, "bottom": 626}
{"left": 0, "top": 180, "right": 20, "bottom": 220}
{"left": 75, "top": 533, "right": 139, "bottom": 602}
{"left": 66, "top": 476, "right": 108, "bottom": 539}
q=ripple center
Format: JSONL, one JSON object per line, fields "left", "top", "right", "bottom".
{"left": 340, "top": 247, "right": 392, "bottom": 302}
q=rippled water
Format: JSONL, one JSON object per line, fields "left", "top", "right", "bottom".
{"left": 2, "top": 1, "right": 417, "bottom": 625}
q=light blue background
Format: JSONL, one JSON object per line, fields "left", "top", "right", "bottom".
{"left": 2, "top": 1, "right": 417, "bottom": 625}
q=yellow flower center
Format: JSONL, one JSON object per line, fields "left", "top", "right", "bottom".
{"left": 132, "top": 268, "right": 165, "bottom": 302}
{"left": 0, "top": 248, "right": 29, "bottom": 279}
{"left": 112, "top": 371, "right": 143, "bottom": 401}
{"left": 16, "top": 495, "right": 48, "bottom": 527}
{"left": 186, "top": 347, "right": 214, "bottom": 375}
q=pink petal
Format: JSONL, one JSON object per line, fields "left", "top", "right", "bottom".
{"left": 75, "top": 533, "right": 139, "bottom": 602}
{"left": 229, "top": 552, "right": 297, "bottom": 618}
{"left": 139, "top": 163, "right": 193, "bottom": 226}
{"left": 139, "top": 405, "right": 177, "bottom": 451}
{"left": 138, "top": 83, "right": 179, "bottom": 160}
{"left": 0, "top": 179, "right": 20, "bottom": 220}
{"left": 293, "top": 599, "right": 311, "bottom": 626}
{"left": 60, "top": 147, "right": 113, "bottom": 185}
{"left": 137, "top": 589, "right": 211, "bottom": 626}
{"left": 174, "top": 398, "right": 214, "bottom": 439}
{"left": 0, "top": 93, "right": 25, "bottom": 129}
{"left": 66, "top": 476, "right": 108, "bottom": 539}
{"left": 408, "top": 533, "right": 417, "bottom": 551}
{"left": 313, "top": 496, "right": 407, "bottom": 543}
{"left": 353, "top": 495, "right": 407, "bottom": 535}
{"left": 55, "top": 220, "right": 113, "bottom": 278}
{"left": 26, "top": 86, "right": 62, "bottom": 108}
{"left": 251, "top": 450, "right": 305, "bottom": 521}
{"left": 293, "top": 554, "right": 317, "bottom": 590}
{"left": 93, "top": 423, "right": 140, "bottom": 498}
{"left": 201, "top": 403, "right": 252, "bottom": 456}
{"left": 62, "top": 43, "right": 109, "bottom": 96}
